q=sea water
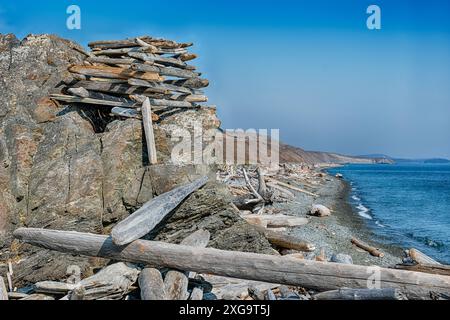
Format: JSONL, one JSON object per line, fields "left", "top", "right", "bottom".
{"left": 328, "top": 163, "right": 450, "bottom": 264}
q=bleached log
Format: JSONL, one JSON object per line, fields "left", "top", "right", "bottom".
{"left": 243, "top": 214, "right": 309, "bottom": 228}
{"left": 128, "top": 52, "right": 191, "bottom": 69}
{"left": 8, "top": 292, "right": 29, "bottom": 300}
{"left": 34, "top": 281, "right": 76, "bottom": 294}
{"left": 243, "top": 168, "right": 263, "bottom": 203}
{"left": 128, "top": 78, "right": 202, "bottom": 95}
{"left": 0, "top": 276, "right": 8, "bottom": 300}
{"left": 69, "top": 65, "right": 163, "bottom": 81}
{"left": 66, "top": 89, "right": 133, "bottom": 104}
{"left": 164, "top": 230, "right": 211, "bottom": 300}
{"left": 67, "top": 87, "right": 90, "bottom": 98}
{"left": 189, "top": 287, "right": 204, "bottom": 300}
{"left": 266, "top": 177, "right": 318, "bottom": 197}
{"left": 255, "top": 226, "right": 316, "bottom": 252}
{"left": 139, "top": 268, "right": 166, "bottom": 300}
{"left": 266, "top": 182, "right": 295, "bottom": 198}
{"left": 111, "top": 176, "right": 208, "bottom": 245}
{"left": 141, "top": 98, "right": 158, "bottom": 165}
{"left": 50, "top": 94, "right": 136, "bottom": 108}
{"left": 13, "top": 228, "right": 450, "bottom": 300}
{"left": 351, "top": 238, "right": 384, "bottom": 258}
{"left": 408, "top": 248, "right": 441, "bottom": 266}
{"left": 164, "top": 78, "right": 209, "bottom": 89}
{"left": 20, "top": 294, "right": 55, "bottom": 301}
{"left": 313, "top": 288, "right": 407, "bottom": 300}
{"left": 88, "top": 39, "right": 138, "bottom": 49}
{"left": 64, "top": 263, "right": 140, "bottom": 300}
{"left": 131, "top": 63, "right": 200, "bottom": 79}
{"left": 395, "top": 263, "right": 450, "bottom": 276}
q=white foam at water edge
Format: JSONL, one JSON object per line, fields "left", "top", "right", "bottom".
{"left": 375, "top": 220, "right": 385, "bottom": 227}
{"left": 352, "top": 195, "right": 361, "bottom": 201}
{"left": 356, "top": 204, "right": 372, "bottom": 220}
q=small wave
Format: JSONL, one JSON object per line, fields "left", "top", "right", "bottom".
{"left": 352, "top": 195, "right": 361, "bottom": 201}
{"left": 375, "top": 220, "right": 385, "bottom": 227}
{"left": 356, "top": 204, "right": 373, "bottom": 220}
{"left": 406, "top": 233, "right": 446, "bottom": 249}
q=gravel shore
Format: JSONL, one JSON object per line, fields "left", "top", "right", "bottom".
{"left": 277, "top": 172, "right": 403, "bottom": 267}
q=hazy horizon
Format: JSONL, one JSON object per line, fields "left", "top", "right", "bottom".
{"left": 1, "top": 0, "right": 449, "bottom": 159}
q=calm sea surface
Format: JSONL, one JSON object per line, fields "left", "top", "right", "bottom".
{"left": 328, "top": 163, "right": 450, "bottom": 264}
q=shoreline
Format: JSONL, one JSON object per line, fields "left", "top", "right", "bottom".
{"left": 285, "top": 169, "right": 403, "bottom": 267}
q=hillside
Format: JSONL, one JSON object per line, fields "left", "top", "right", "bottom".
{"left": 280, "top": 143, "right": 393, "bottom": 165}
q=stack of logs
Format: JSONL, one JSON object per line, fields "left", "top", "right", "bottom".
{"left": 51, "top": 36, "right": 211, "bottom": 164}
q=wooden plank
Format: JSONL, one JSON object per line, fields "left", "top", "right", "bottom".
{"left": 142, "top": 98, "right": 158, "bottom": 165}
{"left": 351, "top": 238, "right": 384, "bottom": 258}
{"left": 88, "top": 39, "right": 138, "bottom": 49}
{"left": 13, "top": 228, "right": 450, "bottom": 300}
{"left": 50, "top": 94, "right": 136, "bottom": 108}
{"left": 139, "top": 268, "right": 166, "bottom": 300}
{"left": 111, "top": 176, "right": 208, "bottom": 245}
{"left": 164, "top": 78, "right": 209, "bottom": 89}
{"left": 128, "top": 78, "right": 202, "bottom": 95}
{"left": 313, "top": 288, "right": 407, "bottom": 300}
{"left": 131, "top": 63, "right": 200, "bottom": 79}
{"left": 266, "top": 177, "right": 318, "bottom": 197}
{"left": 86, "top": 56, "right": 137, "bottom": 65}
{"left": 128, "top": 52, "right": 190, "bottom": 69}
{"left": 69, "top": 65, "right": 164, "bottom": 82}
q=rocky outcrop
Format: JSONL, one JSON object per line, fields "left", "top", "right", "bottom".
{"left": 0, "top": 34, "right": 273, "bottom": 285}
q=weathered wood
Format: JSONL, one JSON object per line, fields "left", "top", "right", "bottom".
{"left": 408, "top": 248, "right": 441, "bottom": 265}
{"left": 111, "top": 107, "right": 141, "bottom": 119}
{"left": 111, "top": 176, "right": 208, "bottom": 245}
{"left": 131, "top": 63, "right": 200, "bottom": 79}
{"left": 128, "top": 78, "right": 201, "bottom": 95}
{"left": 243, "top": 214, "right": 309, "bottom": 228}
{"left": 88, "top": 39, "right": 138, "bottom": 49}
{"left": 87, "top": 56, "right": 137, "bottom": 65}
{"left": 34, "top": 281, "right": 76, "bottom": 294}
{"left": 7, "top": 292, "right": 29, "bottom": 300}
{"left": 69, "top": 65, "right": 163, "bottom": 81}
{"left": 243, "top": 168, "right": 264, "bottom": 203}
{"left": 313, "top": 288, "right": 407, "bottom": 300}
{"left": 15, "top": 228, "right": 450, "bottom": 300}
{"left": 67, "top": 88, "right": 133, "bottom": 104}
{"left": 266, "top": 177, "right": 318, "bottom": 197}
{"left": 138, "top": 268, "right": 166, "bottom": 300}
{"left": 128, "top": 52, "right": 191, "bottom": 69}
{"left": 74, "top": 80, "right": 168, "bottom": 95}
{"left": 189, "top": 287, "right": 204, "bottom": 300}
{"left": 64, "top": 262, "right": 140, "bottom": 300}
{"left": 164, "top": 230, "right": 211, "bottom": 300}
{"left": 164, "top": 78, "right": 209, "bottom": 89}
{"left": 395, "top": 263, "right": 450, "bottom": 276}
{"left": 50, "top": 94, "right": 136, "bottom": 108}
{"left": 351, "top": 238, "right": 384, "bottom": 258}
{"left": 141, "top": 98, "right": 158, "bottom": 165}
{"left": 177, "top": 53, "right": 198, "bottom": 62}
{"left": 0, "top": 276, "right": 8, "bottom": 300}
{"left": 20, "top": 294, "right": 55, "bottom": 301}
{"left": 257, "top": 167, "right": 271, "bottom": 202}
{"left": 253, "top": 226, "right": 316, "bottom": 252}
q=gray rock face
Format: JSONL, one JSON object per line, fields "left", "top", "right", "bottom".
{"left": 0, "top": 34, "right": 272, "bottom": 285}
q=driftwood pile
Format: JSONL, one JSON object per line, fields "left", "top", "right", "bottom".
{"left": 51, "top": 36, "right": 211, "bottom": 164}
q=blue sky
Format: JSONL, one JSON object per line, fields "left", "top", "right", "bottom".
{"left": 1, "top": 0, "right": 450, "bottom": 158}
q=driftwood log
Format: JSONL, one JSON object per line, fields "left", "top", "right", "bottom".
{"left": 111, "top": 176, "right": 208, "bottom": 245}
{"left": 313, "top": 288, "right": 407, "bottom": 300}
{"left": 141, "top": 98, "right": 158, "bottom": 165}
{"left": 15, "top": 228, "right": 450, "bottom": 300}
{"left": 69, "top": 65, "right": 164, "bottom": 81}
{"left": 253, "top": 225, "right": 315, "bottom": 252}
{"left": 351, "top": 238, "right": 384, "bottom": 258}
{"left": 164, "top": 230, "right": 211, "bottom": 300}
{"left": 139, "top": 268, "right": 166, "bottom": 300}
{"left": 0, "top": 276, "right": 8, "bottom": 300}
{"left": 408, "top": 248, "right": 442, "bottom": 265}
{"left": 395, "top": 263, "right": 450, "bottom": 276}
